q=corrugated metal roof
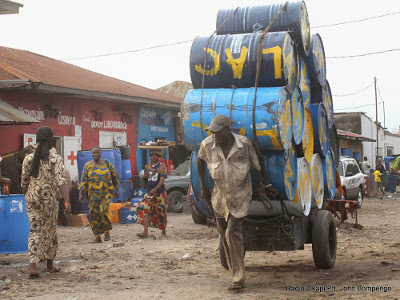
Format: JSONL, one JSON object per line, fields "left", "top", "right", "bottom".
{"left": 0, "top": 46, "right": 181, "bottom": 106}
{"left": 0, "top": 98, "right": 38, "bottom": 124}
{"left": 0, "top": 0, "right": 23, "bottom": 15}
{"left": 337, "top": 129, "right": 376, "bottom": 142}
{"left": 157, "top": 81, "right": 193, "bottom": 100}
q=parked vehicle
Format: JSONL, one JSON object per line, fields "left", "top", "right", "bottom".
{"left": 164, "top": 160, "right": 191, "bottom": 213}
{"left": 338, "top": 156, "right": 365, "bottom": 207}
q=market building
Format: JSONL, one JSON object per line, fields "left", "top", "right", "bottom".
{"left": 0, "top": 46, "right": 181, "bottom": 189}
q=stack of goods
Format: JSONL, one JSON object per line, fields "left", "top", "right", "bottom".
{"left": 182, "top": 1, "right": 338, "bottom": 216}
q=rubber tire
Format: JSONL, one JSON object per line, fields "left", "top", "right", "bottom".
{"left": 167, "top": 190, "right": 184, "bottom": 213}
{"left": 118, "top": 145, "right": 130, "bottom": 159}
{"left": 356, "top": 187, "right": 363, "bottom": 208}
{"left": 218, "top": 235, "right": 229, "bottom": 270}
{"left": 312, "top": 210, "right": 337, "bottom": 269}
{"left": 191, "top": 209, "right": 207, "bottom": 225}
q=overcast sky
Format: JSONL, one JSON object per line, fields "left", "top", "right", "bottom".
{"left": 1, "top": 0, "right": 400, "bottom": 132}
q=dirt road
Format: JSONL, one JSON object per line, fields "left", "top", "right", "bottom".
{"left": 1, "top": 195, "right": 399, "bottom": 300}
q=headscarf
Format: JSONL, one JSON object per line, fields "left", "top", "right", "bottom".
{"left": 29, "top": 126, "right": 54, "bottom": 178}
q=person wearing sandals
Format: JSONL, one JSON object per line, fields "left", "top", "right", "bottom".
{"left": 21, "top": 126, "right": 71, "bottom": 278}
{"left": 197, "top": 115, "right": 261, "bottom": 291}
{"left": 79, "top": 147, "right": 119, "bottom": 243}
{"left": 136, "top": 148, "right": 168, "bottom": 238}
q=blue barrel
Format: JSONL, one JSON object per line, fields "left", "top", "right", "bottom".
{"left": 321, "top": 148, "right": 336, "bottom": 199}
{"left": 305, "top": 33, "right": 326, "bottom": 86}
{"left": 0, "top": 194, "right": 30, "bottom": 254}
{"left": 121, "top": 159, "right": 132, "bottom": 180}
{"left": 71, "top": 187, "right": 89, "bottom": 214}
{"left": 216, "top": 1, "right": 310, "bottom": 57}
{"left": 190, "top": 32, "right": 298, "bottom": 92}
{"left": 309, "top": 103, "right": 329, "bottom": 157}
{"left": 382, "top": 174, "right": 397, "bottom": 193}
{"left": 341, "top": 148, "right": 353, "bottom": 157}
{"left": 182, "top": 87, "right": 292, "bottom": 151}
{"left": 330, "top": 124, "right": 339, "bottom": 168}
{"left": 310, "top": 154, "right": 324, "bottom": 208}
{"left": 296, "top": 107, "right": 314, "bottom": 163}
{"left": 77, "top": 150, "right": 92, "bottom": 183}
{"left": 131, "top": 198, "right": 142, "bottom": 207}
{"left": 101, "top": 148, "right": 115, "bottom": 166}
{"left": 121, "top": 180, "right": 133, "bottom": 202}
{"left": 311, "top": 81, "right": 333, "bottom": 129}
{"left": 111, "top": 185, "right": 124, "bottom": 203}
{"left": 291, "top": 86, "right": 305, "bottom": 145}
{"left": 133, "top": 188, "right": 147, "bottom": 198}
{"left": 299, "top": 58, "right": 311, "bottom": 109}
{"left": 292, "top": 157, "right": 312, "bottom": 216}
{"left": 190, "top": 150, "right": 213, "bottom": 202}
{"left": 263, "top": 142, "right": 297, "bottom": 200}
{"left": 113, "top": 148, "right": 123, "bottom": 181}
{"left": 353, "top": 152, "right": 361, "bottom": 162}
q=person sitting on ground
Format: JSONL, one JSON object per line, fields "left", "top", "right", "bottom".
{"left": 373, "top": 166, "right": 385, "bottom": 199}
{"left": 136, "top": 148, "right": 168, "bottom": 238}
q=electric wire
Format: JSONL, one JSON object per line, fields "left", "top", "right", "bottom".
{"left": 311, "top": 11, "right": 400, "bottom": 28}
{"left": 335, "top": 101, "right": 383, "bottom": 111}
{"left": 61, "top": 11, "right": 400, "bottom": 62}
{"left": 333, "top": 82, "right": 374, "bottom": 97}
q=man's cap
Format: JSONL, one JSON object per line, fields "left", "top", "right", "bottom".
{"left": 149, "top": 148, "right": 163, "bottom": 156}
{"left": 206, "top": 114, "right": 232, "bottom": 132}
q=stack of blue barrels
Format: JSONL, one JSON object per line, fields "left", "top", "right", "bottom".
{"left": 182, "top": 1, "right": 338, "bottom": 216}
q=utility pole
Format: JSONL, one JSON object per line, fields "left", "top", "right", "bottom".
{"left": 375, "top": 76, "right": 379, "bottom": 165}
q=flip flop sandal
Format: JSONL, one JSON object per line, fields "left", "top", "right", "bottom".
{"left": 29, "top": 273, "right": 40, "bottom": 279}
{"left": 47, "top": 266, "right": 61, "bottom": 273}
{"left": 94, "top": 238, "right": 102, "bottom": 243}
{"left": 137, "top": 233, "right": 149, "bottom": 239}
{"left": 228, "top": 282, "right": 244, "bottom": 291}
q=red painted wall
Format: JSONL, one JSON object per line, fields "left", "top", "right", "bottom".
{"left": 0, "top": 91, "right": 138, "bottom": 176}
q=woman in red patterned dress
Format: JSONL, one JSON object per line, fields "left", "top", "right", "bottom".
{"left": 136, "top": 148, "right": 167, "bottom": 238}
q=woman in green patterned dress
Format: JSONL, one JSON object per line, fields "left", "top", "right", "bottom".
{"left": 79, "top": 147, "right": 119, "bottom": 243}
{"left": 21, "top": 126, "right": 71, "bottom": 278}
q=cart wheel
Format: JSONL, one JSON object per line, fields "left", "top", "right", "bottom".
{"left": 312, "top": 210, "right": 337, "bottom": 269}
{"left": 218, "top": 235, "right": 229, "bottom": 270}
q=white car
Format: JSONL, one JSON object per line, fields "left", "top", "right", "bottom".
{"left": 338, "top": 156, "right": 365, "bottom": 207}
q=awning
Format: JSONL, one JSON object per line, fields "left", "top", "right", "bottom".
{"left": 0, "top": 98, "right": 38, "bottom": 125}
{"left": 0, "top": 0, "right": 23, "bottom": 15}
{"left": 337, "top": 129, "right": 376, "bottom": 142}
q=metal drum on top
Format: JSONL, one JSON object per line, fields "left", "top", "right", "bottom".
{"left": 295, "top": 107, "right": 313, "bottom": 163}
{"left": 291, "top": 86, "right": 305, "bottom": 145}
{"left": 329, "top": 123, "right": 339, "bottom": 168}
{"left": 189, "top": 31, "right": 298, "bottom": 93}
{"left": 311, "top": 80, "right": 334, "bottom": 129}
{"left": 305, "top": 33, "right": 326, "bottom": 87}
{"left": 321, "top": 148, "right": 336, "bottom": 199}
{"left": 292, "top": 157, "right": 312, "bottom": 216}
{"left": 263, "top": 141, "right": 297, "bottom": 201}
{"left": 216, "top": 1, "right": 311, "bottom": 57}
{"left": 181, "top": 87, "right": 292, "bottom": 152}
{"left": 299, "top": 58, "right": 311, "bottom": 109}
{"left": 309, "top": 103, "right": 329, "bottom": 157}
{"left": 310, "top": 153, "right": 324, "bottom": 209}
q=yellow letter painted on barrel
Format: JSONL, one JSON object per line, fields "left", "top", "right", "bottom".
{"left": 192, "top": 120, "right": 212, "bottom": 136}
{"left": 225, "top": 46, "right": 248, "bottom": 79}
{"left": 195, "top": 48, "right": 220, "bottom": 76}
{"left": 262, "top": 46, "right": 282, "bottom": 79}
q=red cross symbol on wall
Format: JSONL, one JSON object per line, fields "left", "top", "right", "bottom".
{"left": 67, "top": 151, "right": 77, "bottom": 165}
